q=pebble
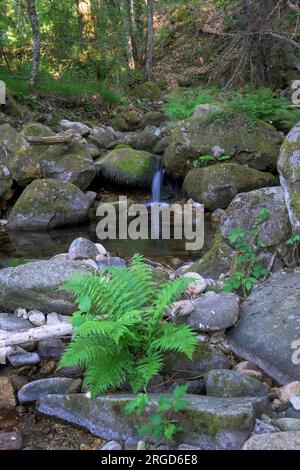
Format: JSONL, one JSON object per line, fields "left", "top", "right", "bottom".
{"left": 14, "top": 308, "right": 28, "bottom": 320}
{"left": 169, "top": 300, "right": 194, "bottom": 318}
{"left": 28, "top": 310, "right": 46, "bottom": 326}
{"left": 101, "top": 441, "right": 122, "bottom": 450}
{"left": 0, "top": 432, "right": 23, "bottom": 450}
{"left": 276, "top": 382, "right": 300, "bottom": 403}
{"left": 183, "top": 272, "right": 207, "bottom": 297}
{"left": 95, "top": 243, "right": 107, "bottom": 256}
{"left": 46, "top": 313, "right": 61, "bottom": 325}
{"left": 7, "top": 347, "right": 41, "bottom": 367}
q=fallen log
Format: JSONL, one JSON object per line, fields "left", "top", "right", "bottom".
{"left": 25, "top": 135, "right": 74, "bottom": 146}
{"left": 0, "top": 322, "right": 73, "bottom": 348}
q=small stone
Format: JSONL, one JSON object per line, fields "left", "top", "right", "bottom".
{"left": 0, "top": 313, "right": 31, "bottom": 331}
{"left": 69, "top": 237, "right": 98, "bottom": 261}
{"left": 83, "top": 259, "right": 98, "bottom": 270}
{"left": 183, "top": 272, "right": 207, "bottom": 297}
{"left": 28, "top": 310, "right": 46, "bottom": 326}
{"left": 38, "top": 338, "right": 65, "bottom": 360}
{"left": 7, "top": 347, "right": 41, "bottom": 367}
{"left": 14, "top": 308, "right": 28, "bottom": 320}
{"left": 0, "top": 377, "right": 17, "bottom": 410}
{"left": 235, "top": 361, "right": 259, "bottom": 372}
{"left": 277, "top": 382, "right": 300, "bottom": 403}
{"left": 275, "top": 418, "right": 300, "bottom": 432}
{"left": 125, "top": 438, "right": 138, "bottom": 450}
{"left": 46, "top": 313, "right": 61, "bottom": 325}
{"left": 38, "top": 360, "right": 57, "bottom": 377}
{"left": 290, "top": 395, "right": 300, "bottom": 411}
{"left": 169, "top": 300, "right": 194, "bottom": 318}
{"left": 239, "top": 369, "right": 264, "bottom": 382}
{"left": 137, "top": 441, "right": 146, "bottom": 451}
{"left": 253, "top": 419, "right": 278, "bottom": 434}
{"left": 101, "top": 441, "right": 122, "bottom": 450}
{"left": 0, "top": 432, "right": 23, "bottom": 450}
{"left": 95, "top": 243, "right": 107, "bottom": 256}
{"left": 18, "top": 378, "right": 79, "bottom": 403}
{"left": 243, "top": 432, "right": 300, "bottom": 450}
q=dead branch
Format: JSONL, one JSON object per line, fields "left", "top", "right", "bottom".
{"left": 0, "top": 322, "right": 73, "bottom": 348}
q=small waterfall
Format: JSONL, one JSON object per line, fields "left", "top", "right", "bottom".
{"left": 151, "top": 167, "right": 164, "bottom": 203}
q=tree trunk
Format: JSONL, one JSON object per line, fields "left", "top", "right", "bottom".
{"left": 132, "top": 0, "right": 144, "bottom": 67}
{"left": 145, "top": 0, "right": 154, "bottom": 80}
{"left": 77, "top": 0, "right": 95, "bottom": 47}
{"left": 124, "top": 0, "right": 135, "bottom": 70}
{"left": 26, "top": 0, "right": 40, "bottom": 86}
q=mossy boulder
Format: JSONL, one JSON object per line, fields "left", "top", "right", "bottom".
{"left": 0, "top": 124, "right": 43, "bottom": 186}
{"left": 141, "top": 112, "right": 169, "bottom": 129}
{"left": 220, "top": 187, "right": 291, "bottom": 248}
{"left": 188, "top": 233, "right": 233, "bottom": 280}
{"left": 135, "top": 126, "right": 161, "bottom": 152}
{"left": 36, "top": 393, "right": 270, "bottom": 449}
{"left": 111, "top": 109, "right": 142, "bottom": 132}
{"left": 7, "top": 179, "right": 90, "bottom": 231}
{"left": 183, "top": 163, "right": 277, "bottom": 211}
{"left": 132, "top": 81, "right": 162, "bottom": 102}
{"left": 0, "top": 163, "right": 12, "bottom": 199}
{"left": 20, "top": 122, "right": 55, "bottom": 139}
{"left": 164, "top": 115, "right": 282, "bottom": 179}
{"left": 205, "top": 370, "right": 268, "bottom": 398}
{"left": 96, "top": 148, "right": 157, "bottom": 187}
{"left": 38, "top": 142, "right": 97, "bottom": 190}
{"left": 278, "top": 121, "right": 300, "bottom": 232}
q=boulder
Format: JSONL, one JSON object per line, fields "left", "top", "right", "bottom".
{"left": 163, "top": 343, "right": 232, "bottom": 379}
{"left": 181, "top": 292, "right": 240, "bottom": 332}
{"left": 192, "top": 104, "right": 224, "bottom": 119}
{"left": 132, "top": 81, "right": 162, "bottom": 102}
{"left": 188, "top": 233, "right": 233, "bottom": 280}
{"left": 0, "top": 258, "right": 94, "bottom": 314}
{"left": 205, "top": 370, "right": 268, "bottom": 398}
{"left": 278, "top": 121, "right": 300, "bottom": 231}
{"left": 111, "top": 110, "right": 142, "bottom": 132}
{"left": 37, "top": 338, "right": 65, "bottom": 360}
{"left": 20, "top": 122, "right": 55, "bottom": 139}
{"left": 141, "top": 112, "right": 168, "bottom": 129}
{"left": 96, "top": 148, "right": 157, "bottom": 187}
{"left": 37, "top": 393, "right": 270, "bottom": 449}
{"left": 38, "top": 142, "right": 97, "bottom": 190}
{"left": 59, "top": 120, "right": 91, "bottom": 137}
{"left": 0, "top": 124, "right": 43, "bottom": 186}
{"left": 18, "top": 378, "right": 80, "bottom": 403}
{"left": 242, "top": 432, "right": 300, "bottom": 450}
{"left": 183, "top": 163, "right": 277, "bottom": 211}
{"left": 220, "top": 187, "right": 291, "bottom": 248}
{"left": 164, "top": 115, "right": 282, "bottom": 179}
{"left": 135, "top": 126, "right": 161, "bottom": 152}
{"left": 226, "top": 271, "right": 300, "bottom": 384}
{"left": 68, "top": 237, "right": 98, "bottom": 261}
{"left": 7, "top": 179, "right": 90, "bottom": 231}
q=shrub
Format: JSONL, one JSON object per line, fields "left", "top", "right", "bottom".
{"left": 59, "top": 255, "right": 198, "bottom": 397}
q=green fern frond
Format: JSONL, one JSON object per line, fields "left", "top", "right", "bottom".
{"left": 151, "top": 323, "right": 198, "bottom": 360}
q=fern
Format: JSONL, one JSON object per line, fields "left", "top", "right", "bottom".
{"left": 59, "top": 254, "right": 197, "bottom": 397}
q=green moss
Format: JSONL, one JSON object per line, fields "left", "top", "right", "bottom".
{"left": 132, "top": 81, "right": 162, "bottom": 102}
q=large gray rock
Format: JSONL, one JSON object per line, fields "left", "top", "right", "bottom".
{"left": 0, "top": 258, "right": 94, "bottom": 314}
{"left": 226, "top": 271, "right": 300, "bottom": 384}
{"left": 242, "top": 432, "right": 300, "bottom": 450}
{"left": 278, "top": 121, "right": 300, "bottom": 231}
{"left": 7, "top": 179, "right": 90, "bottom": 231}
{"left": 39, "top": 142, "right": 97, "bottom": 190}
{"left": 18, "top": 378, "right": 80, "bottom": 403}
{"left": 220, "top": 187, "right": 291, "bottom": 248}
{"left": 183, "top": 163, "right": 277, "bottom": 211}
{"left": 205, "top": 370, "right": 268, "bottom": 398}
{"left": 184, "top": 292, "right": 240, "bottom": 332}
{"left": 37, "top": 393, "right": 271, "bottom": 449}
{"left": 0, "top": 313, "right": 31, "bottom": 331}
{"left": 164, "top": 115, "right": 282, "bottom": 179}
{"left": 163, "top": 343, "right": 232, "bottom": 379}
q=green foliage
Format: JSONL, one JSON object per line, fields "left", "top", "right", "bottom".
{"left": 223, "top": 208, "right": 270, "bottom": 296}
{"left": 125, "top": 384, "right": 188, "bottom": 443}
{"left": 7, "top": 257, "right": 31, "bottom": 268}
{"left": 59, "top": 255, "right": 197, "bottom": 397}
{"left": 191, "top": 154, "right": 230, "bottom": 167}
{"left": 163, "top": 87, "right": 220, "bottom": 120}
{"left": 287, "top": 233, "right": 300, "bottom": 265}
{"left": 228, "top": 88, "right": 300, "bottom": 127}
